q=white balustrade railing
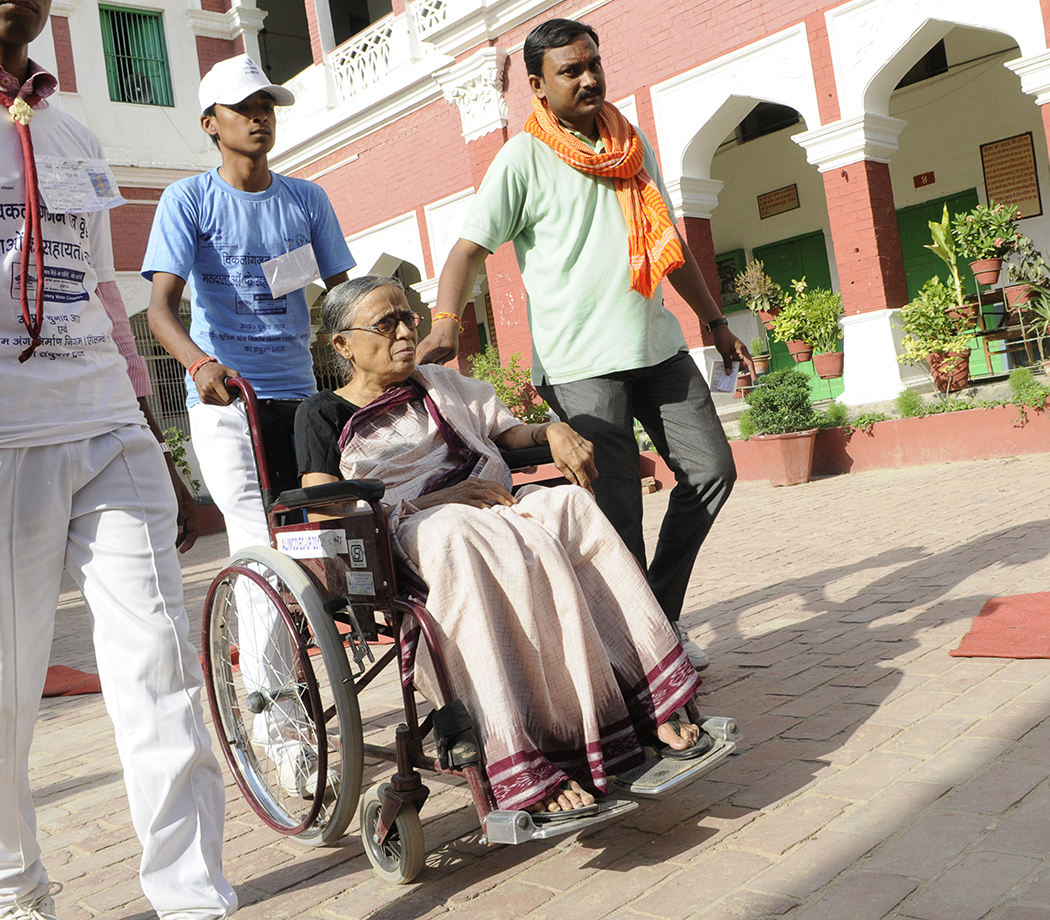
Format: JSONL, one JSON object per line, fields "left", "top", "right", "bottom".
{"left": 329, "top": 17, "right": 398, "bottom": 100}
{"left": 413, "top": 0, "right": 451, "bottom": 39}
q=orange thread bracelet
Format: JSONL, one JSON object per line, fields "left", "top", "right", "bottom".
{"left": 432, "top": 311, "right": 464, "bottom": 332}
{"left": 188, "top": 355, "right": 217, "bottom": 379}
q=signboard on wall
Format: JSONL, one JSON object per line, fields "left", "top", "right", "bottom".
{"left": 980, "top": 132, "right": 1042, "bottom": 219}
{"left": 757, "top": 184, "right": 800, "bottom": 220}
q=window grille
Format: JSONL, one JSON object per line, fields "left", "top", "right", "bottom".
{"left": 99, "top": 6, "right": 174, "bottom": 107}
{"left": 130, "top": 305, "right": 190, "bottom": 437}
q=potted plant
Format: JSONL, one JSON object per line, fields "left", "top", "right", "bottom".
{"left": 735, "top": 260, "right": 784, "bottom": 329}
{"left": 805, "top": 285, "right": 845, "bottom": 379}
{"left": 897, "top": 277, "right": 978, "bottom": 393}
{"left": 1022, "top": 282, "right": 1050, "bottom": 369}
{"left": 1004, "top": 235, "right": 1049, "bottom": 309}
{"left": 952, "top": 200, "right": 1022, "bottom": 286}
{"left": 738, "top": 367, "right": 821, "bottom": 486}
{"left": 750, "top": 335, "right": 771, "bottom": 375}
{"left": 771, "top": 278, "right": 844, "bottom": 371}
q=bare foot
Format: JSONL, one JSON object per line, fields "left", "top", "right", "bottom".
{"left": 526, "top": 779, "right": 596, "bottom": 814}
{"left": 656, "top": 719, "right": 701, "bottom": 751}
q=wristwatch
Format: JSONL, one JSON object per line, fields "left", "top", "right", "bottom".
{"left": 707, "top": 316, "right": 729, "bottom": 331}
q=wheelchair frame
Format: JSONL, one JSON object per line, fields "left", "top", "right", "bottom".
{"left": 200, "top": 377, "right": 739, "bottom": 884}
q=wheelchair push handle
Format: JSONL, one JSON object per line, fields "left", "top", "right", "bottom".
{"left": 222, "top": 376, "right": 276, "bottom": 497}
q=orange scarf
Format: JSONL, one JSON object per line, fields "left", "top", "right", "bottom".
{"left": 523, "top": 97, "right": 683, "bottom": 299}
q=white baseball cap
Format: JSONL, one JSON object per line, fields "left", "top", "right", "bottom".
{"left": 198, "top": 54, "right": 295, "bottom": 113}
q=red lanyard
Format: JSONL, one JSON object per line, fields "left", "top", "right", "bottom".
{"left": 2, "top": 91, "right": 45, "bottom": 362}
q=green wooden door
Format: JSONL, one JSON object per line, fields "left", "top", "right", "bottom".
{"left": 895, "top": 189, "right": 1003, "bottom": 376}
{"left": 753, "top": 231, "right": 842, "bottom": 400}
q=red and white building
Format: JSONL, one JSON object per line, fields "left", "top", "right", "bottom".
{"left": 29, "top": 0, "right": 1050, "bottom": 421}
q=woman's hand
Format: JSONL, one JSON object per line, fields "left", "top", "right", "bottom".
{"left": 413, "top": 478, "right": 516, "bottom": 510}
{"left": 546, "top": 422, "right": 597, "bottom": 491}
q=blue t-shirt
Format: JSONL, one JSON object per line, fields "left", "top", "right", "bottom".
{"left": 142, "top": 169, "right": 355, "bottom": 406}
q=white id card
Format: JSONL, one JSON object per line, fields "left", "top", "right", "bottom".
{"left": 34, "top": 156, "right": 126, "bottom": 213}
{"left": 262, "top": 243, "right": 321, "bottom": 298}
{"left": 710, "top": 360, "right": 740, "bottom": 393}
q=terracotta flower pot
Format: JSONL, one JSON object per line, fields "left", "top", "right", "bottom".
{"left": 786, "top": 340, "right": 813, "bottom": 363}
{"left": 812, "top": 350, "right": 844, "bottom": 380}
{"left": 752, "top": 429, "right": 817, "bottom": 486}
{"left": 1005, "top": 284, "right": 1034, "bottom": 309}
{"left": 759, "top": 309, "right": 779, "bottom": 329}
{"left": 734, "top": 371, "right": 754, "bottom": 399}
{"left": 948, "top": 302, "right": 979, "bottom": 328}
{"left": 752, "top": 354, "right": 771, "bottom": 375}
{"left": 927, "top": 350, "right": 971, "bottom": 394}
{"left": 969, "top": 258, "right": 1003, "bottom": 287}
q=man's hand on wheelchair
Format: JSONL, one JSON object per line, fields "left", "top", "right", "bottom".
{"left": 194, "top": 361, "right": 242, "bottom": 406}
{"left": 546, "top": 422, "right": 597, "bottom": 492}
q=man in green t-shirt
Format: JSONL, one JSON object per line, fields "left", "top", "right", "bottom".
{"left": 419, "top": 19, "right": 752, "bottom": 670}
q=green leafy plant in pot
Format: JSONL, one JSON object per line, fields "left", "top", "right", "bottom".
{"left": 896, "top": 277, "right": 977, "bottom": 394}
{"left": 770, "top": 278, "right": 843, "bottom": 372}
{"left": 750, "top": 335, "right": 771, "bottom": 375}
{"left": 952, "top": 200, "right": 1021, "bottom": 286}
{"left": 738, "top": 367, "right": 821, "bottom": 486}
{"left": 1004, "top": 235, "right": 1049, "bottom": 309}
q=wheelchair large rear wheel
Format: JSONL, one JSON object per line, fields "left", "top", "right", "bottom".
{"left": 203, "top": 545, "right": 363, "bottom": 845}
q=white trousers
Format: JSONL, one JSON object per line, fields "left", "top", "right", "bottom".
{"left": 189, "top": 402, "right": 300, "bottom": 752}
{"left": 188, "top": 402, "right": 270, "bottom": 555}
{"left": 0, "top": 426, "right": 236, "bottom": 918}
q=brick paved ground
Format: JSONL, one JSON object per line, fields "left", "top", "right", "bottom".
{"left": 33, "top": 454, "right": 1050, "bottom": 920}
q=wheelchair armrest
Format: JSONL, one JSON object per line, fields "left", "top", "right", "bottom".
{"left": 501, "top": 445, "right": 554, "bottom": 471}
{"left": 274, "top": 479, "right": 385, "bottom": 510}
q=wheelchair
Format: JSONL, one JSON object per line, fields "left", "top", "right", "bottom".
{"left": 201, "top": 377, "right": 741, "bottom": 884}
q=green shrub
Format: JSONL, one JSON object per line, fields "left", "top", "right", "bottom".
{"left": 1009, "top": 367, "right": 1050, "bottom": 412}
{"left": 468, "top": 346, "right": 550, "bottom": 424}
{"left": 822, "top": 400, "right": 849, "bottom": 428}
{"left": 848, "top": 411, "right": 891, "bottom": 433}
{"left": 738, "top": 410, "right": 757, "bottom": 440}
{"left": 896, "top": 389, "right": 925, "bottom": 418}
{"left": 742, "top": 367, "right": 820, "bottom": 435}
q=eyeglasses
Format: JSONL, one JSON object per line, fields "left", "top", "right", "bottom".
{"left": 342, "top": 311, "right": 424, "bottom": 336}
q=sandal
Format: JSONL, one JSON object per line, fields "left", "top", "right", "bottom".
{"left": 652, "top": 719, "right": 714, "bottom": 761}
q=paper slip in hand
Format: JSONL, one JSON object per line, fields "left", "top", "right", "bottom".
{"left": 262, "top": 243, "right": 321, "bottom": 298}
{"left": 710, "top": 360, "right": 740, "bottom": 394}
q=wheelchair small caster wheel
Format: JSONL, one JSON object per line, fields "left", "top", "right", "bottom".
{"left": 360, "top": 782, "right": 426, "bottom": 884}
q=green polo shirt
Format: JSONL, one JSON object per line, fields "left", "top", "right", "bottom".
{"left": 460, "top": 127, "right": 688, "bottom": 385}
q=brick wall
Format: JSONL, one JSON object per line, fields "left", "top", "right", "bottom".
{"left": 822, "top": 160, "right": 909, "bottom": 316}
{"left": 195, "top": 35, "right": 239, "bottom": 78}
{"left": 111, "top": 190, "right": 162, "bottom": 273}
{"left": 50, "top": 16, "right": 77, "bottom": 94}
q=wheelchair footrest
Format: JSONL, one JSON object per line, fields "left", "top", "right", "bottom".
{"left": 483, "top": 798, "right": 637, "bottom": 845}
{"left": 614, "top": 716, "right": 742, "bottom": 797}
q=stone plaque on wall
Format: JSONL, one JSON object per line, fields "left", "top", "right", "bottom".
{"left": 980, "top": 132, "right": 1042, "bottom": 219}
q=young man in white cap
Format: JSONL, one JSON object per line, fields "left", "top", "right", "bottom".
{"left": 143, "top": 54, "right": 354, "bottom": 793}
{"left": 1, "top": 2, "right": 236, "bottom": 917}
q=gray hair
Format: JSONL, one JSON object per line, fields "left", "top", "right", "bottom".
{"left": 321, "top": 275, "right": 406, "bottom": 382}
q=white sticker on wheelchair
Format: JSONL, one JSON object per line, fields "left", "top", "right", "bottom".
{"left": 347, "top": 539, "right": 367, "bottom": 568}
{"left": 346, "top": 570, "right": 375, "bottom": 596}
{"left": 276, "top": 529, "right": 348, "bottom": 558}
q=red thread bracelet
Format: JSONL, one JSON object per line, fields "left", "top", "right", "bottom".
{"left": 432, "top": 311, "right": 465, "bottom": 332}
{"left": 188, "top": 355, "right": 217, "bottom": 379}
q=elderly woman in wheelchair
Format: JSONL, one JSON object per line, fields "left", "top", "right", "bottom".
{"left": 292, "top": 274, "right": 733, "bottom": 822}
